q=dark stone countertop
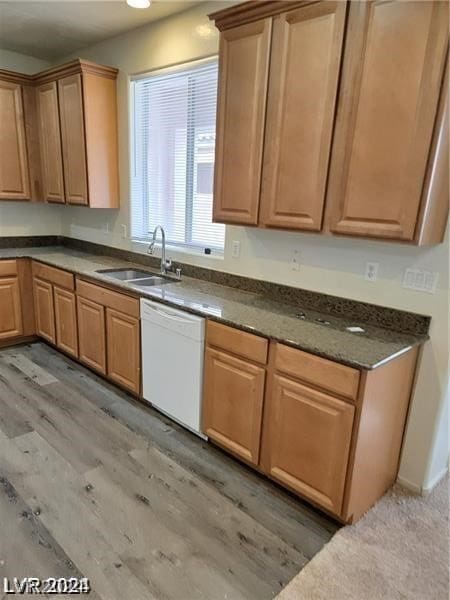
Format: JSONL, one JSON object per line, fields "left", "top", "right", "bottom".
{"left": 0, "top": 246, "right": 428, "bottom": 370}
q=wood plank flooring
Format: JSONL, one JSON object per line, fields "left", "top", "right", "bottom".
{"left": 0, "top": 343, "right": 338, "bottom": 600}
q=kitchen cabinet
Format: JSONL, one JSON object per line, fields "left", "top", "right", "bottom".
{"left": 54, "top": 286, "right": 78, "bottom": 358}
{"left": 77, "top": 296, "right": 106, "bottom": 374}
{"left": 106, "top": 308, "right": 140, "bottom": 393}
{"left": 58, "top": 74, "right": 88, "bottom": 205}
{"left": 0, "top": 79, "right": 30, "bottom": 200}
{"left": 76, "top": 278, "right": 140, "bottom": 392}
{"left": 213, "top": 18, "right": 271, "bottom": 225}
{"left": 261, "top": 373, "right": 354, "bottom": 514}
{"left": 259, "top": 1, "right": 346, "bottom": 231}
{"left": 36, "top": 81, "right": 65, "bottom": 203}
{"left": 0, "top": 58, "right": 119, "bottom": 208}
{"left": 202, "top": 321, "right": 268, "bottom": 465}
{"left": 32, "top": 261, "right": 76, "bottom": 351}
{"left": 0, "top": 264, "right": 23, "bottom": 340}
{"left": 210, "top": 0, "right": 449, "bottom": 244}
{"left": 203, "top": 347, "right": 266, "bottom": 465}
{"left": 33, "top": 278, "right": 55, "bottom": 343}
{"left": 325, "top": 0, "right": 449, "bottom": 242}
{"left": 202, "top": 320, "right": 419, "bottom": 522}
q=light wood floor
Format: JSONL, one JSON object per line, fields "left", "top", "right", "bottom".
{"left": 0, "top": 342, "right": 338, "bottom": 600}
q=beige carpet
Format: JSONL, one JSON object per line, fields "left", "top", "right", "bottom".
{"left": 277, "top": 475, "right": 449, "bottom": 600}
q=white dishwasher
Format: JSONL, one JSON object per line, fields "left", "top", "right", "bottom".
{"left": 141, "top": 298, "right": 206, "bottom": 438}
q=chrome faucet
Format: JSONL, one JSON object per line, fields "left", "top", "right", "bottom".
{"left": 147, "top": 225, "right": 172, "bottom": 275}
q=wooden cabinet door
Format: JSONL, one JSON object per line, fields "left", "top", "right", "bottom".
{"left": 58, "top": 74, "right": 89, "bottom": 206}
{"left": 213, "top": 18, "right": 272, "bottom": 225}
{"left": 54, "top": 286, "right": 78, "bottom": 358}
{"left": 36, "top": 81, "right": 65, "bottom": 203}
{"left": 326, "top": 1, "right": 449, "bottom": 240}
{"left": 260, "top": 2, "right": 346, "bottom": 231}
{"left": 33, "top": 278, "right": 55, "bottom": 343}
{"left": 0, "top": 277, "right": 23, "bottom": 339}
{"left": 203, "top": 347, "right": 266, "bottom": 465}
{"left": 106, "top": 308, "right": 140, "bottom": 394}
{"left": 0, "top": 81, "right": 30, "bottom": 200}
{"left": 261, "top": 374, "right": 354, "bottom": 515}
{"left": 77, "top": 297, "right": 106, "bottom": 374}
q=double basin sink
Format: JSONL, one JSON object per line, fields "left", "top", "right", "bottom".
{"left": 96, "top": 268, "right": 176, "bottom": 288}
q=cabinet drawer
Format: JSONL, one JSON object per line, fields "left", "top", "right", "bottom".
{"left": 275, "top": 344, "right": 360, "bottom": 401}
{"left": 206, "top": 321, "right": 268, "bottom": 365}
{"left": 32, "top": 261, "right": 74, "bottom": 290}
{"left": 0, "top": 260, "right": 18, "bottom": 277}
{"left": 76, "top": 278, "right": 139, "bottom": 318}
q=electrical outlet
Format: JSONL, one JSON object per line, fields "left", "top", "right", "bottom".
{"left": 365, "top": 262, "right": 379, "bottom": 282}
{"left": 101, "top": 222, "right": 109, "bottom": 234}
{"left": 121, "top": 224, "right": 127, "bottom": 239}
{"left": 403, "top": 268, "right": 438, "bottom": 293}
{"left": 291, "top": 249, "right": 301, "bottom": 271}
{"left": 231, "top": 240, "right": 240, "bottom": 259}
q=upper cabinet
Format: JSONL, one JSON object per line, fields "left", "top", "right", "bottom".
{"left": 58, "top": 74, "right": 89, "bottom": 205}
{"left": 0, "top": 59, "right": 120, "bottom": 209}
{"left": 36, "top": 81, "right": 65, "bottom": 203}
{"left": 213, "top": 18, "right": 272, "bottom": 225}
{"left": 210, "top": 0, "right": 449, "bottom": 245}
{"left": 325, "top": 0, "right": 449, "bottom": 242}
{"left": 0, "top": 80, "right": 31, "bottom": 200}
{"left": 260, "top": 2, "right": 346, "bottom": 231}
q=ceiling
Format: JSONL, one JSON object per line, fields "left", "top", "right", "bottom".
{"left": 0, "top": 0, "right": 202, "bottom": 61}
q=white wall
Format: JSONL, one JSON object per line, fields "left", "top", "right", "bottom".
{"left": 0, "top": 48, "right": 63, "bottom": 236}
{"left": 4, "top": 4, "right": 448, "bottom": 492}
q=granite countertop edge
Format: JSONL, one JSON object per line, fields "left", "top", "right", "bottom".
{"left": 0, "top": 247, "right": 429, "bottom": 371}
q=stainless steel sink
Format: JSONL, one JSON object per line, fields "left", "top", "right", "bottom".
{"left": 96, "top": 268, "right": 154, "bottom": 281}
{"left": 131, "top": 277, "right": 172, "bottom": 288}
{"left": 96, "top": 268, "right": 175, "bottom": 287}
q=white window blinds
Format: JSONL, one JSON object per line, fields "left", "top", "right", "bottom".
{"left": 131, "top": 58, "right": 225, "bottom": 253}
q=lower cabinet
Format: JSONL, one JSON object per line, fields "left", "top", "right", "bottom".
{"left": 260, "top": 374, "right": 354, "bottom": 515}
{"left": 33, "top": 278, "right": 55, "bottom": 343}
{"left": 54, "top": 286, "right": 78, "bottom": 358}
{"left": 76, "top": 278, "right": 141, "bottom": 394}
{"left": 202, "top": 321, "right": 419, "bottom": 523}
{"left": 203, "top": 346, "right": 266, "bottom": 465}
{"left": 106, "top": 308, "right": 140, "bottom": 394}
{"left": 0, "top": 276, "right": 23, "bottom": 340}
{"left": 77, "top": 297, "right": 106, "bottom": 374}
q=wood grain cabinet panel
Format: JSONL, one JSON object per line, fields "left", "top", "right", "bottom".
{"left": 203, "top": 347, "right": 266, "bottom": 465}
{"left": 33, "top": 278, "right": 55, "bottom": 343}
{"left": 54, "top": 286, "right": 78, "bottom": 358}
{"left": 261, "top": 374, "right": 354, "bottom": 515}
{"left": 325, "top": 0, "right": 449, "bottom": 240}
{"left": 58, "top": 74, "right": 89, "bottom": 206}
{"left": 36, "top": 81, "right": 65, "bottom": 203}
{"left": 260, "top": 1, "right": 346, "bottom": 231}
{"left": 0, "top": 277, "right": 23, "bottom": 339}
{"left": 0, "top": 80, "right": 30, "bottom": 200}
{"left": 106, "top": 308, "right": 140, "bottom": 394}
{"left": 77, "top": 296, "right": 106, "bottom": 374}
{"left": 213, "top": 18, "right": 272, "bottom": 225}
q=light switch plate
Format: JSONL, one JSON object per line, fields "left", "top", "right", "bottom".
{"left": 231, "top": 240, "right": 240, "bottom": 259}
{"left": 403, "top": 268, "right": 438, "bottom": 293}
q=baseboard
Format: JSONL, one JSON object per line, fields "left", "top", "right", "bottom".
{"left": 396, "top": 476, "right": 422, "bottom": 494}
{"left": 397, "top": 466, "right": 449, "bottom": 495}
{"left": 422, "top": 466, "right": 449, "bottom": 495}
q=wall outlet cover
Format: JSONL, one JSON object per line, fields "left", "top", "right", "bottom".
{"left": 365, "top": 262, "right": 379, "bottom": 282}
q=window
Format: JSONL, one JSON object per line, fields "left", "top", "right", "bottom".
{"left": 131, "top": 58, "right": 224, "bottom": 254}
